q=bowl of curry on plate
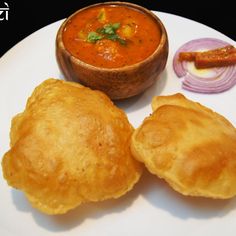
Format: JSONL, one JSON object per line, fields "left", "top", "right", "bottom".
{"left": 56, "top": 1, "right": 169, "bottom": 100}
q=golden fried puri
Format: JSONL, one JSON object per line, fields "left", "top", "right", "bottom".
{"left": 2, "top": 79, "right": 142, "bottom": 214}
{"left": 131, "top": 93, "right": 236, "bottom": 199}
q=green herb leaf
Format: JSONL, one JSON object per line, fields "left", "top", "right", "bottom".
{"left": 96, "top": 27, "right": 105, "bottom": 34}
{"left": 104, "top": 24, "right": 116, "bottom": 35}
{"left": 106, "top": 34, "right": 119, "bottom": 41}
{"left": 87, "top": 32, "right": 103, "bottom": 43}
{"left": 105, "top": 34, "right": 126, "bottom": 45}
{"left": 102, "top": 23, "right": 120, "bottom": 35}
{"left": 117, "top": 38, "right": 126, "bottom": 45}
{"left": 87, "top": 22, "right": 126, "bottom": 45}
{"left": 112, "top": 23, "right": 120, "bottom": 30}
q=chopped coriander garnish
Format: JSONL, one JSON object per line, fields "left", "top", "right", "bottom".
{"left": 97, "top": 23, "right": 121, "bottom": 35}
{"left": 106, "top": 23, "right": 120, "bottom": 34}
{"left": 87, "top": 32, "right": 103, "bottom": 43}
{"left": 106, "top": 34, "right": 126, "bottom": 45}
{"left": 87, "top": 22, "right": 126, "bottom": 45}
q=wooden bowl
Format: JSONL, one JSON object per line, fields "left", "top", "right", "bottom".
{"left": 56, "top": 1, "right": 169, "bottom": 100}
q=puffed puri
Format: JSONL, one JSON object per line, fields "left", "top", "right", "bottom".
{"left": 131, "top": 93, "right": 236, "bottom": 199}
{"left": 2, "top": 79, "right": 143, "bottom": 215}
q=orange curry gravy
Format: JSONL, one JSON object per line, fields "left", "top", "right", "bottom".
{"left": 62, "top": 5, "right": 161, "bottom": 68}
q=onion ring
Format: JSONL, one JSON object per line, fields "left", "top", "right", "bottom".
{"left": 173, "top": 38, "right": 236, "bottom": 93}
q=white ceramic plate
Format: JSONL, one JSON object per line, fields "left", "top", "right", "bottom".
{"left": 0, "top": 12, "right": 236, "bottom": 236}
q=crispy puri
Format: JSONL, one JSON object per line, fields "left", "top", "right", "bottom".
{"left": 131, "top": 93, "right": 236, "bottom": 199}
{"left": 2, "top": 79, "right": 142, "bottom": 215}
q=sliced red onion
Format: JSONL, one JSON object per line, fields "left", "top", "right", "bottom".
{"left": 173, "top": 38, "right": 236, "bottom": 93}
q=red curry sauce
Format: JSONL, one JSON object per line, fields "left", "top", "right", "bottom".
{"left": 62, "top": 5, "right": 161, "bottom": 68}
